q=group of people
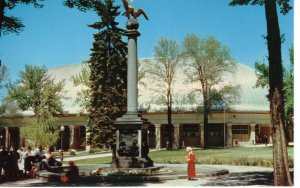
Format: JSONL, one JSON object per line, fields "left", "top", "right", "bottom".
{"left": 0, "top": 146, "right": 22, "bottom": 179}
{"left": 0, "top": 145, "right": 60, "bottom": 179}
{"left": 0, "top": 145, "right": 78, "bottom": 182}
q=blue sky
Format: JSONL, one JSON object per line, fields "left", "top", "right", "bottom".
{"left": 0, "top": 0, "right": 295, "bottom": 82}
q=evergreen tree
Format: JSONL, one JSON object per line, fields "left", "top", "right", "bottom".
{"left": 87, "top": 0, "right": 127, "bottom": 148}
{"left": 64, "top": 0, "right": 127, "bottom": 148}
{"left": 0, "top": 0, "right": 45, "bottom": 36}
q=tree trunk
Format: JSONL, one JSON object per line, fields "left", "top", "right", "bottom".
{"left": 264, "top": 0, "right": 292, "bottom": 186}
{"left": 167, "top": 92, "right": 173, "bottom": 150}
{"left": 203, "top": 93, "right": 209, "bottom": 149}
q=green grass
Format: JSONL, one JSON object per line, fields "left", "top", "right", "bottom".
{"left": 74, "top": 146, "right": 294, "bottom": 168}
{"left": 62, "top": 149, "right": 110, "bottom": 158}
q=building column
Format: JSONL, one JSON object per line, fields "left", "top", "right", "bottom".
{"left": 200, "top": 123, "right": 204, "bottom": 148}
{"left": 173, "top": 124, "right": 180, "bottom": 148}
{"left": 5, "top": 127, "right": 9, "bottom": 149}
{"left": 155, "top": 124, "right": 161, "bottom": 149}
{"left": 85, "top": 126, "right": 90, "bottom": 151}
{"left": 226, "top": 122, "right": 233, "bottom": 147}
{"left": 249, "top": 123, "right": 256, "bottom": 144}
{"left": 268, "top": 124, "right": 272, "bottom": 144}
{"left": 69, "top": 125, "right": 75, "bottom": 149}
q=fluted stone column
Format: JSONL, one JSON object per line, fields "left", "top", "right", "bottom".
{"left": 268, "top": 124, "right": 272, "bottom": 144}
{"left": 173, "top": 124, "right": 180, "bottom": 148}
{"left": 155, "top": 124, "right": 161, "bottom": 149}
{"left": 5, "top": 127, "right": 9, "bottom": 149}
{"left": 200, "top": 123, "right": 204, "bottom": 148}
{"left": 226, "top": 123, "right": 233, "bottom": 147}
{"left": 249, "top": 123, "right": 256, "bottom": 144}
{"left": 69, "top": 125, "right": 75, "bottom": 149}
{"left": 85, "top": 126, "right": 90, "bottom": 151}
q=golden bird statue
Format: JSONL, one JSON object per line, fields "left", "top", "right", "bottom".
{"left": 122, "top": 0, "right": 149, "bottom": 20}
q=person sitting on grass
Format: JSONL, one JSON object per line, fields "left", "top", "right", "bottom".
{"left": 65, "top": 161, "right": 79, "bottom": 182}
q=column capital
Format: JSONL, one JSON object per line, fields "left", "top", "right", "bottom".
{"left": 250, "top": 122, "right": 256, "bottom": 127}
{"left": 154, "top": 124, "right": 161, "bottom": 128}
{"left": 227, "top": 122, "right": 233, "bottom": 127}
{"left": 173, "top": 124, "right": 180, "bottom": 128}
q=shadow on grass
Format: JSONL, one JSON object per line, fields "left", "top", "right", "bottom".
{"left": 202, "top": 171, "right": 294, "bottom": 186}
{"left": 202, "top": 171, "right": 274, "bottom": 186}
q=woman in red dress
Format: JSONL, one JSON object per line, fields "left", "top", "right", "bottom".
{"left": 185, "top": 146, "right": 196, "bottom": 180}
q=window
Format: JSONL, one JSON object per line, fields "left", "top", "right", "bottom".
{"left": 232, "top": 125, "right": 248, "bottom": 134}
{"left": 183, "top": 125, "right": 199, "bottom": 137}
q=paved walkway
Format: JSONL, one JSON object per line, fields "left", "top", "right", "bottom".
{"left": 63, "top": 153, "right": 112, "bottom": 161}
{"left": 0, "top": 164, "right": 276, "bottom": 187}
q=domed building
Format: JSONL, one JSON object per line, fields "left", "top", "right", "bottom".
{"left": 0, "top": 60, "right": 272, "bottom": 150}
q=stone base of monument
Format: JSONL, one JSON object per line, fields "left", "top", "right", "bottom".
{"left": 113, "top": 113, "right": 154, "bottom": 168}
{"left": 111, "top": 156, "right": 153, "bottom": 168}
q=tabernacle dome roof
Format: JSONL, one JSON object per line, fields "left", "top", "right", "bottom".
{"left": 25, "top": 59, "right": 267, "bottom": 115}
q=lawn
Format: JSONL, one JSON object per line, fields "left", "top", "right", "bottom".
{"left": 74, "top": 146, "right": 294, "bottom": 167}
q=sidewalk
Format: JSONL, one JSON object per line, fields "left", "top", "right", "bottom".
{"left": 0, "top": 165, "right": 275, "bottom": 187}
{"left": 63, "top": 153, "right": 112, "bottom": 161}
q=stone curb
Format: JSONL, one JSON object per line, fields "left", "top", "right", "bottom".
{"left": 36, "top": 167, "right": 229, "bottom": 183}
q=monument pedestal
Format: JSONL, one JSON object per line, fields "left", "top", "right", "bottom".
{"left": 111, "top": 113, "right": 153, "bottom": 168}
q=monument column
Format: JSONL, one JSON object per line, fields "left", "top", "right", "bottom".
{"left": 126, "top": 20, "right": 140, "bottom": 114}
{"left": 112, "top": 17, "right": 153, "bottom": 168}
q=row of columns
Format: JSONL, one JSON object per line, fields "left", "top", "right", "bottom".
{"left": 1, "top": 122, "right": 272, "bottom": 151}
{"left": 152, "top": 122, "right": 272, "bottom": 149}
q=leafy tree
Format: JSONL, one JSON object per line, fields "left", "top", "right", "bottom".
{"left": 284, "top": 47, "right": 293, "bottom": 133}
{"left": 0, "top": 0, "right": 45, "bottom": 36}
{"left": 72, "top": 60, "right": 145, "bottom": 114}
{"left": 6, "top": 64, "right": 64, "bottom": 147}
{"left": 182, "top": 34, "right": 239, "bottom": 148}
{"left": 229, "top": 0, "right": 293, "bottom": 185}
{"left": 145, "top": 38, "right": 181, "bottom": 149}
{"left": 0, "top": 62, "right": 8, "bottom": 115}
{"left": 64, "top": 0, "right": 127, "bottom": 150}
{"left": 70, "top": 61, "right": 91, "bottom": 113}
{"left": 254, "top": 61, "right": 269, "bottom": 89}
{"left": 254, "top": 47, "right": 294, "bottom": 141}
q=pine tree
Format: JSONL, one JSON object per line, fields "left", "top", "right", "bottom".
{"left": 86, "top": 0, "right": 127, "bottom": 148}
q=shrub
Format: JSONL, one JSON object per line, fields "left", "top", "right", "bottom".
{"left": 89, "top": 147, "right": 103, "bottom": 154}
{"left": 69, "top": 149, "right": 76, "bottom": 155}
